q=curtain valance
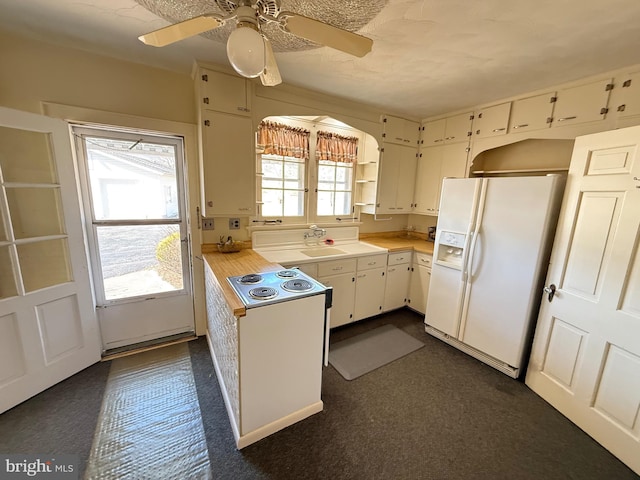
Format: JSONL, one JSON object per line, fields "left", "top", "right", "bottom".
{"left": 316, "top": 131, "right": 359, "bottom": 163}
{"left": 257, "top": 120, "right": 310, "bottom": 160}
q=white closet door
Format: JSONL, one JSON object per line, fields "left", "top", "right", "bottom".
{"left": 526, "top": 126, "right": 640, "bottom": 475}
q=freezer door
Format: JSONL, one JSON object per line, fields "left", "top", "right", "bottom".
{"left": 458, "top": 175, "right": 562, "bottom": 368}
{"left": 425, "top": 178, "right": 480, "bottom": 337}
{"left": 436, "top": 178, "right": 482, "bottom": 233}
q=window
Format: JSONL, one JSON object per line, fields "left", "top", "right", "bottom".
{"left": 257, "top": 117, "right": 361, "bottom": 224}
{"left": 261, "top": 154, "right": 305, "bottom": 217}
{"left": 317, "top": 160, "right": 353, "bottom": 216}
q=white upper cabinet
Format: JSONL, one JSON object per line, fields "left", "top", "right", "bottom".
{"left": 382, "top": 115, "right": 420, "bottom": 146}
{"left": 473, "top": 102, "right": 511, "bottom": 138}
{"left": 199, "top": 68, "right": 251, "bottom": 115}
{"left": 422, "top": 112, "right": 474, "bottom": 146}
{"left": 376, "top": 143, "right": 417, "bottom": 213}
{"left": 508, "top": 92, "right": 556, "bottom": 133}
{"left": 201, "top": 110, "right": 255, "bottom": 216}
{"left": 413, "top": 142, "right": 468, "bottom": 215}
{"left": 551, "top": 78, "right": 612, "bottom": 127}
{"left": 616, "top": 72, "right": 640, "bottom": 118}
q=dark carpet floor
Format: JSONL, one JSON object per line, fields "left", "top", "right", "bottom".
{"left": 1, "top": 308, "right": 638, "bottom": 480}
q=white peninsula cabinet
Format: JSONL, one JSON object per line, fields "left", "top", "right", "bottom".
{"left": 408, "top": 253, "right": 432, "bottom": 314}
{"left": 383, "top": 251, "right": 411, "bottom": 311}
{"left": 196, "top": 67, "right": 256, "bottom": 217}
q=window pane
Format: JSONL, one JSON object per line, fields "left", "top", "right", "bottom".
{"left": 318, "top": 164, "right": 335, "bottom": 182}
{"left": 17, "top": 239, "right": 72, "bottom": 292}
{"left": 96, "top": 225, "right": 183, "bottom": 301}
{"left": 6, "top": 187, "right": 65, "bottom": 239}
{"left": 336, "top": 165, "right": 353, "bottom": 188}
{"left": 0, "top": 208, "right": 8, "bottom": 242}
{"left": 262, "top": 189, "right": 283, "bottom": 217}
{"left": 0, "top": 126, "right": 57, "bottom": 184}
{"left": 263, "top": 178, "right": 283, "bottom": 189}
{"left": 0, "top": 246, "right": 17, "bottom": 299}
{"left": 262, "top": 160, "right": 282, "bottom": 178}
{"left": 335, "top": 191, "right": 352, "bottom": 215}
{"left": 283, "top": 190, "right": 304, "bottom": 216}
{"left": 85, "top": 137, "right": 179, "bottom": 220}
{"left": 317, "top": 191, "right": 334, "bottom": 216}
{"left": 317, "top": 182, "right": 335, "bottom": 191}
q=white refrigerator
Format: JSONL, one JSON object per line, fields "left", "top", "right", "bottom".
{"left": 424, "top": 175, "right": 564, "bottom": 378}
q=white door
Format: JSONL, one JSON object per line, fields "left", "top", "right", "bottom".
{"left": 0, "top": 107, "right": 101, "bottom": 413}
{"left": 73, "top": 127, "right": 194, "bottom": 352}
{"left": 526, "top": 126, "right": 640, "bottom": 475}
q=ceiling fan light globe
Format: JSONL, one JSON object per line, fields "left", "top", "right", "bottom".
{"left": 227, "top": 26, "right": 266, "bottom": 78}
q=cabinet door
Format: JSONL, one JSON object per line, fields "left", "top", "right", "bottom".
{"left": 383, "top": 115, "right": 419, "bottom": 146}
{"left": 408, "top": 264, "right": 431, "bottom": 314}
{"left": 444, "top": 112, "right": 474, "bottom": 144}
{"left": 354, "top": 267, "right": 386, "bottom": 321}
{"left": 383, "top": 264, "right": 411, "bottom": 311}
{"left": 422, "top": 118, "right": 446, "bottom": 146}
{"left": 617, "top": 72, "right": 640, "bottom": 118}
{"left": 320, "top": 273, "right": 356, "bottom": 328}
{"left": 200, "top": 69, "right": 250, "bottom": 115}
{"left": 394, "top": 146, "right": 417, "bottom": 212}
{"left": 434, "top": 143, "right": 468, "bottom": 214}
{"left": 376, "top": 144, "right": 399, "bottom": 213}
{"left": 509, "top": 92, "right": 555, "bottom": 133}
{"left": 552, "top": 78, "right": 612, "bottom": 127}
{"left": 474, "top": 103, "right": 511, "bottom": 138}
{"left": 413, "top": 146, "right": 442, "bottom": 215}
{"left": 201, "top": 111, "right": 255, "bottom": 216}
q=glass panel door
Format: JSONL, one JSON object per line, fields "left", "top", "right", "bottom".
{"left": 73, "top": 126, "right": 194, "bottom": 351}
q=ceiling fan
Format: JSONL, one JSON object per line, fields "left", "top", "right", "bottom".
{"left": 138, "top": 0, "right": 374, "bottom": 87}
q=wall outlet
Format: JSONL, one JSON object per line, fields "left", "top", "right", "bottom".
{"left": 229, "top": 218, "right": 240, "bottom": 230}
{"left": 202, "top": 218, "right": 215, "bottom": 230}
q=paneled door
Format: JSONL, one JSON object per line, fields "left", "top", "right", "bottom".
{"left": 526, "top": 126, "right": 640, "bottom": 474}
{"left": 0, "top": 107, "right": 101, "bottom": 413}
{"left": 73, "top": 127, "right": 194, "bottom": 352}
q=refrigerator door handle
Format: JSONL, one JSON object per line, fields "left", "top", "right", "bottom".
{"left": 466, "top": 230, "right": 481, "bottom": 279}
{"left": 461, "top": 231, "right": 474, "bottom": 283}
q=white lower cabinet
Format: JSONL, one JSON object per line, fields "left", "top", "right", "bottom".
{"left": 354, "top": 267, "right": 386, "bottom": 321}
{"left": 321, "top": 273, "right": 356, "bottom": 328}
{"left": 317, "top": 258, "right": 357, "bottom": 328}
{"left": 353, "top": 254, "right": 388, "bottom": 321}
{"left": 383, "top": 251, "right": 412, "bottom": 311}
{"left": 408, "top": 253, "right": 432, "bottom": 314}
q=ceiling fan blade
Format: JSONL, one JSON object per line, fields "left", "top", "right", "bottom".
{"left": 138, "top": 14, "right": 224, "bottom": 47}
{"left": 278, "top": 12, "right": 373, "bottom": 58}
{"left": 260, "top": 37, "right": 282, "bottom": 86}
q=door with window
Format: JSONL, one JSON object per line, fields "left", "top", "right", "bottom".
{"left": 0, "top": 107, "right": 101, "bottom": 413}
{"left": 73, "top": 127, "right": 194, "bottom": 352}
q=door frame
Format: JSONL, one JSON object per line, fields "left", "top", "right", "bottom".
{"left": 42, "top": 103, "right": 207, "bottom": 338}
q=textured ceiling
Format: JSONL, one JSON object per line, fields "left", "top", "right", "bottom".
{"left": 2, "top": 0, "right": 640, "bottom": 118}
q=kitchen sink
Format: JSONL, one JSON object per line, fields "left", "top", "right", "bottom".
{"left": 300, "top": 247, "right": 347, "bottom": 257}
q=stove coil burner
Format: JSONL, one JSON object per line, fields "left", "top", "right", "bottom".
{"left": 239, "top": 274, "right": 263, "bottom": 285}
{"left": 281, "top": 279, "right": 313, "bottom": 292}
{"left": 275, "top": 269, "right": 300, "bottom": 279}
{"left": 248, "top": 286, "right": 279, "bottom": 300}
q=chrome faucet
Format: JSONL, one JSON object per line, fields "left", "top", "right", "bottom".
{"left": 303, "top": 225, "right": 326, "bottom": 243}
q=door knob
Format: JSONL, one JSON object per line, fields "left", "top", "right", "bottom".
{"left": 543, "top": 284, "right": 556, "bottom": 302}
